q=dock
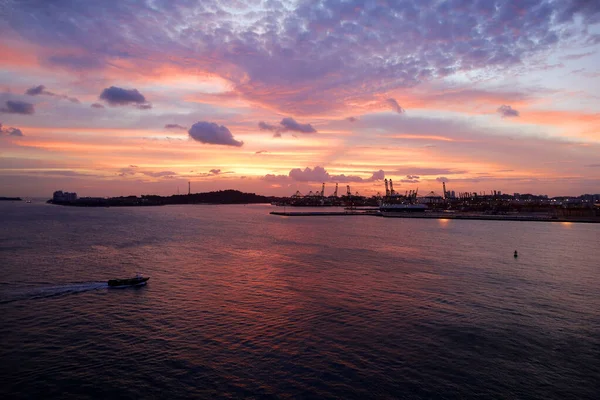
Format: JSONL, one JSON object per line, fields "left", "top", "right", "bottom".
{"left": 270, "top": 210, "right": 599, "bottom": 223}
{"left": 269, "top": 211, "right": 377, "bottom": 216}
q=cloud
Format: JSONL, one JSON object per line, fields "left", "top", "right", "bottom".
{"left": 346, "top": 116, "right": 358, "bottom": 122}
{"left": 25, "top": 84, "right": 80, "bottom": 103}
{"left": 258, "top": 117, "right": 316, "bottom": 137}
{"left": 192, "top": 168, "right": 234, "bottom": 177}
{"left": 386, "top": 98, "right": 405, "bottom": 114}
{"left": 141, "top": 171, "right": 177, "bottom": 178}
{"left": 497, "top": 105, "right": 520, "bottom": 118}
{"left": 436, "top": 177, "right": 449, "bottom": 182}
{"left": 164, "top": 123, "right": 187, "bottom": 130}
{"left": 5, "top": 1, "right": 600, "bottom": 115}
{"left": 255, "top": 150, "right": 268, "bottom": 154}
{"left": 286, "top": 166, "right": 385, "bottom": 183}
{"left": 99, "top": 86, "right": 150, "bottom": 108}
{"left": 561, "top": 51, "right": 594, "bottom": 60}
{"left": 7, "top": 127, "right": 23, "bottom": 136}
{"left": 0, "top": 100, "right": 35, "bottom": 115}
{"left": 90, "top": 103, "right": 105, "bottom": 108}
{"left": 369, "top": 170, "right": 385, "bottom": 181}
{"left": 25, "top": 85, "right": 46, "bottom": 96}
{"left": 0, "top": 123, "right": 24, "bottom": 137}
{"left": 393, "top": 166, "right": 468, "bottom": 176}
{"left": 400, "top": 174, "right": 420, "bottom": 183}
{"left": 188, "top": 121, "right": 243, "bottom": 147}
{"left": 263, "top": 174, "right": 288, "bottom": 182}
{"left": 280, "top": 117, "right": 316, "bottom": 133}
{"left": 289, "top": 166, "right": 330, "bottom": 182}
{"left": 258, "top": 121, "right": 278, "bottom": 131}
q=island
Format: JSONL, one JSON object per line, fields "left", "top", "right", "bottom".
{"left": 0, "top": 197, "right": 22, "bottom": 201}
{"left": 48, "top": 189, "right": 284, "bottom": 207}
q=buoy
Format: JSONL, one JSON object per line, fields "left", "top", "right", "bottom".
{"left": 514, "top": 250, "right": 518, "bottom": 258}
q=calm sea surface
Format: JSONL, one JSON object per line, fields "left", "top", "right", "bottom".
{"left": 1, "top": 201, "right": 599, "bottom": 399}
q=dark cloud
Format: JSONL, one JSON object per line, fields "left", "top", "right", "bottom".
{"left": 25, "top": 84, "right": 80, "bottom": 103}
{"left": 436, "top": 177, "right": 449, "bottom": 182}
{"left": 401, "top": 175, "right": 421, "bottom": 182}
{"left": 0, "top": 123, "right": 25, "bottom": 137}
{"left": 346, "top": 116, "right": 358, "bottom": 122}
{"left": 386, "top": 98, "right": 405, "bottom": 114}
{"left": 193, "top": 168, "right": 234, "bottom": 177}
{"left": 258, "top": 121, "right": 278, "bottom": 131}
{"left": 90, "top": 103, "right": 105, "bottom": 109}
{"left": 280, "top": 117, "right": 316, "bottom": 133}
{"left": 7, "top": 127, "right": 24, "bottom": 136}
{"left": 0, "top": 100, "right": 35, "bottom": 115}
{"left": 255, "top": 150, "right": 268, "bottom": 154}
{"left": 25, "top": 85, "right": 46, "bottom": 96}
{"left": 258, "top": 117, "right": 316, "bottom": 137}
{"left": 497, "top": 105, "right": 520, "bottom": 118}
{"left": 585, "top": 164, "right": 600, "bottom": 168}
{"left": 164, "top": 123, "right": 187, "bottom": 130}
{"left": 286, "top": 166, "right": 384, "bottom": 183}
{"left": 99, "top": 86, "right": 149, "bottom": 107}
{"left": 188, "top": 121, "right": 243, "bottom": 147}
{"left": 136, "top": 103, "right": 152, "bottom": 110}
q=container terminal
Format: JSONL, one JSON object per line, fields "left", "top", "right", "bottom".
{"left": 270, "top": 180, "right": 600, "bottom": 223}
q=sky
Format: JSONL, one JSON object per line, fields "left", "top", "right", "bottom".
{"left": 1, "top": 0, "right": 599, "bottom": 198}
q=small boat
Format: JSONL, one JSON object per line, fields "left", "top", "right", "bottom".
{"left": 108, "top": 274, "right": 149, "bottom": 288}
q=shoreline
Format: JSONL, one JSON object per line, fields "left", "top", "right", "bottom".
{"left": 270, "top": 211, "right": 600, "bottom": 224}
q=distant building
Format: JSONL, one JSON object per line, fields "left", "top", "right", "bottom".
{"left": 53, "top": 190, "right": 77, "bottom": 202}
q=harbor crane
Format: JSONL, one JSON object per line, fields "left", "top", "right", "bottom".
{"left": 333, "top": 183, "right": 338, "bottom": 197}
{"left": 321, "top": 182, "right": 326, "bottom": 197}
{"left": 389, "top": 179, "right": 396, "bottom": 196}
{"left": 384, "top": 179, "right": 390, "bottom": 197}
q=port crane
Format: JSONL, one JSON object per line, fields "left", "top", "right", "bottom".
{"left": 389, "top": 179, "right": 396, "bottom": 196}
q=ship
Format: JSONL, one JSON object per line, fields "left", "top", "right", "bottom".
{"left": 380, "top": 202, "right": 427, "bottom": 213}
{"left": 379, "top": 179, "right": 427, "bottom": 214}
{"left": 108, "top": 274, "right": 149, "bottom": 288}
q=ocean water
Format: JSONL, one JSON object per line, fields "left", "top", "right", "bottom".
{"left": 1, "top": 201, "right": 599, "bottom": 399}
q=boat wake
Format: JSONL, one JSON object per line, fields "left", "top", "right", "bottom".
{"left": 0, "top": 282, "right": 108, "bottom": 304}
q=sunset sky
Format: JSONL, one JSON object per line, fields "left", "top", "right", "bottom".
{"left": 1, "top": 0, "right": 599, "bottom": 198}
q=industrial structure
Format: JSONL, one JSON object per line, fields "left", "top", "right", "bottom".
{"left": 274, "top": 179, "right": 599, "bottom": 218}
